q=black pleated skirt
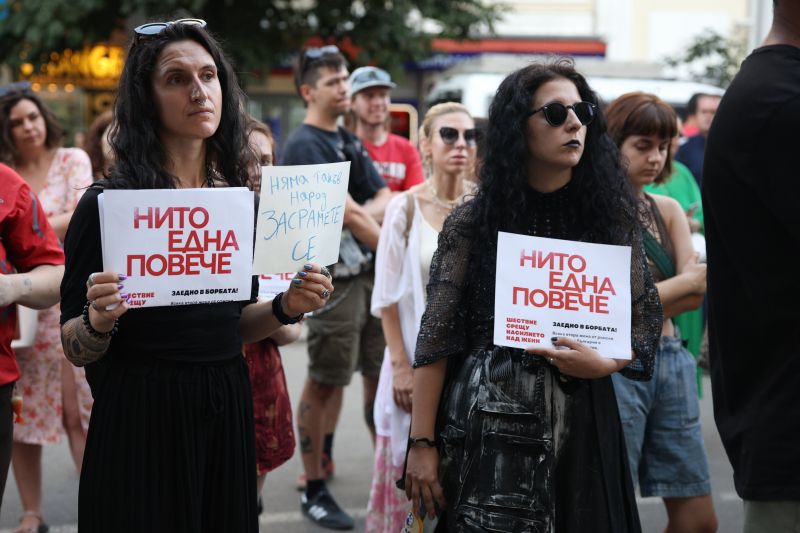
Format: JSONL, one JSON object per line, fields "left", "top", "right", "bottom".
{"left": 78, "top": 355, "right": 258, "bottom": 533}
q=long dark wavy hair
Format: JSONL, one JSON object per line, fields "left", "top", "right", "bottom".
{"left": 471, "top": 59, "right": 637, "bottom": 246}
{"left": 107, "top": 22, "right": 254, "bottom": 189}
{"left": 0, "top": 90, "right": 64, "bottom": 165}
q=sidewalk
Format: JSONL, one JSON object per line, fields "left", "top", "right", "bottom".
{"left": 0, "top": 334, "right": 375, "bottom": 532}
{"left": 0, "top": 336, "right": 741, "bottom": 531}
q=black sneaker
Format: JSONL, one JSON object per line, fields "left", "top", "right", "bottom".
{"left": 300, "top": 488, "right": 354, "bottom": 530}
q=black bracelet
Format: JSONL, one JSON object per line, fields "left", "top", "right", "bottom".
{"left": 408, "top": 436, "right": 437, "bottom": 448}
{"left": 272, "top": 292, "right": 303, "bottom": 325}
{"left": 82, "top": 302, "right": 118, "bottom": 340}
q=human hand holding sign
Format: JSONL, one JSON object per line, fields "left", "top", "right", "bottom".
{"left": 526, "top": 336, "right": 629, "bottom": 379}
{"left": 85, "top": 272, "right": 130, "bottom": 332}
{"left": 280, "top": 262, "right": 334, "bottom": 316}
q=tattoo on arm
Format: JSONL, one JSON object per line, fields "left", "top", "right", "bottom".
{"left": 61, "top": 317, "right": 111, "bottom": 367}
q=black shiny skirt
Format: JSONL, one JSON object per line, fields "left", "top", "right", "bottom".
{"left": 78, "top": 355, "right": 258, "bottom": 533}
{"left": 435, "top": 347, "right": 641, "bottom": 533}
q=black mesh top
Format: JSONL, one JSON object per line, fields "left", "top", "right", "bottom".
{"left": 414, "top": 183, "right": 661, "bottom": 381}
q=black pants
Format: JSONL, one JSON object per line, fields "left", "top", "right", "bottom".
{"left": 0, "top": 381, "right": 14, "bottom": 513}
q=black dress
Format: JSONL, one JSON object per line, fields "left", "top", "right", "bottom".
{"left": 414, "top": 184, "right": 661, "bottom": 532}
{"left": 60, "top": 187, "right": 259, "bottom": 533}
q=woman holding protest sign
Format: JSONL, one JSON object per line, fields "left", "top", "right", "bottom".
{"left": 403, "top": 60, "right": 661, "bottom": 531}
{"left": 366, "top": 102, "right": 477, "bottom": 532}
{"left": 605, "top": 92, "right": 716, "bottom": 533}
{"left": 0, "top": 86, "right": 93, "bottom": 533}
{"left": 243, "top": 116, "right": 300, "bottom": 514}
{"left": 58, "top": 20, "right": 333, "bottom": 532}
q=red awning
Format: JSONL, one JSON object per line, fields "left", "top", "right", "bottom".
{"left": 432, "top": 37, "right": 606, "bottom": 56}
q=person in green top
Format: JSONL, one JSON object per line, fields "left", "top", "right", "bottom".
{"left": 644, "top": 118, "right": 705, "bottom": 371}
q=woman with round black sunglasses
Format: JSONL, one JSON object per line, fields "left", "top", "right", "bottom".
{"left": 528, "top": 101, "right": 596, "bottom": 126}
{"left": 404, "top": 59, "right": 660, "bottom": 532}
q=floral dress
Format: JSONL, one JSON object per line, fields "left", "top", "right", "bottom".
{"left": 14, "top": 147, "right": 94, "bottom": 444}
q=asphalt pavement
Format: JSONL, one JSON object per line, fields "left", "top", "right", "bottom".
{"left": 0, "top": 332, "right": 742, "bottom": 532}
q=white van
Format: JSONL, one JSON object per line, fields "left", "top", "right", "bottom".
{"left": 426, "top": 58, "right": 725, "bottom": 119}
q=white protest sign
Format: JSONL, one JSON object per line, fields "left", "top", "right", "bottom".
{"left": 257, "top": 272, "right": 295, "bottom": 300}
{"left": 98, "top": 188, "right": 254, "bottom": 308}
{"left": 253, "top": 162, "right": 350, "bottom": 274}
{"left": 494, "top": 232, "right": 632, "bottom": 359}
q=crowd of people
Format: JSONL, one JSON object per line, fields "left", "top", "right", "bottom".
{"left": 0, "top": 1, "right": 798, "bottom": 531}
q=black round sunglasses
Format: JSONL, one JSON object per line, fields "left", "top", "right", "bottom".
{"left": 528, "top": 101, "right": 596, "bottom": 126}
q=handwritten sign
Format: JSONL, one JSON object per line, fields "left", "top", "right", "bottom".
{"left": 98, "top": 188, "right": 254, "bottom": 308}
{"left": 253, "top": 162, "right": 350, "bottom": 274}
{"left": 493, "top": 232, "right": 632, "bottom": 359}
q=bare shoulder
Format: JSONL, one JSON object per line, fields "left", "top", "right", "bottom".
{"left": 647, "top": 192, "right": 683, "bottom": 221}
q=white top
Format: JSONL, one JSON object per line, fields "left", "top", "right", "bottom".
{"left": 419, "top": 217, "right": 438, "bottom": 290}
{"left": 371, "top": 192, "right": 434, "bottom": 467}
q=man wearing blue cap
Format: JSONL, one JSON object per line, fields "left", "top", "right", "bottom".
{"left": 349, "top": 67, "right": 424, "bottom": 208}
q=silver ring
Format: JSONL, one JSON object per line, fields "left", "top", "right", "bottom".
{"left": 87, "top": 273, "right": 96, "bottom": 287}
{"left": 321, "top": 289, "right": 330, "bottom": 299}
{"left": 90, "top": 299, "right": 100, "bottom": 311}
{"left": 548, "top": 357, "right": 554, "bottom": 364}
{"left": 320, "top": 266, "right": 331, "bottom": 279}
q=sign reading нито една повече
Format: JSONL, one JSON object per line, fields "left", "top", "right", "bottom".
{"left": 98, "top": 188, "right": 254, "bottom": 308}
{"left": 494, "top": 232, "right": 632, "bottom": 359}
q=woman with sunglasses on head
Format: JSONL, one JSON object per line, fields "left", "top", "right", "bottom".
{"left": 366, "top": 102, "right": 477, "bottom": 532}
{"left": 403, "top": 60, "right": 661, "bottom": 532}
{"left": 605, "top": 93, "right": 716, "bottom": 533}
{"left": 0, "top": 87, "right": 93, "bottom": 533}
{"left": 58, "top": 20, "right": 333, "bottom": 532}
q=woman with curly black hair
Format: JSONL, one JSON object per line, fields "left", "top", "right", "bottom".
{"left": 58, "top": 20, "right": 333, "bottom": 532}
{"left": 403, "top": 60, "right": 662, "bottom": 532}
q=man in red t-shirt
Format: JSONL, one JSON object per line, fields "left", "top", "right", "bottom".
{"left": 349, "top": 67, "right": 424, "bottom": 202}
{"left": 0, "top": 163, "right": 64, "bottom": 509}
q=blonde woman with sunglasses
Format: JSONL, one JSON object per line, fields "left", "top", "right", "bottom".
{"left": 366, "top": 102, "right": 476, "bottom": 532}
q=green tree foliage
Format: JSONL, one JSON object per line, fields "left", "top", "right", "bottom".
{"left": 663, "top": 29, "right": 748, "bottom": 88}
{"left": 0, "top": 0, "right": 503, "bottom": 79}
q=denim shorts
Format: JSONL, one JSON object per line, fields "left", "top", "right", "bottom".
{"left": 611, "top": 336, "right": 711, "bottom": 498}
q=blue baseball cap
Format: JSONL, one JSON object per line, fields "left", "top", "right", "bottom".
{"left": 348, "top": 67, "right": 396, "bottom": 96}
